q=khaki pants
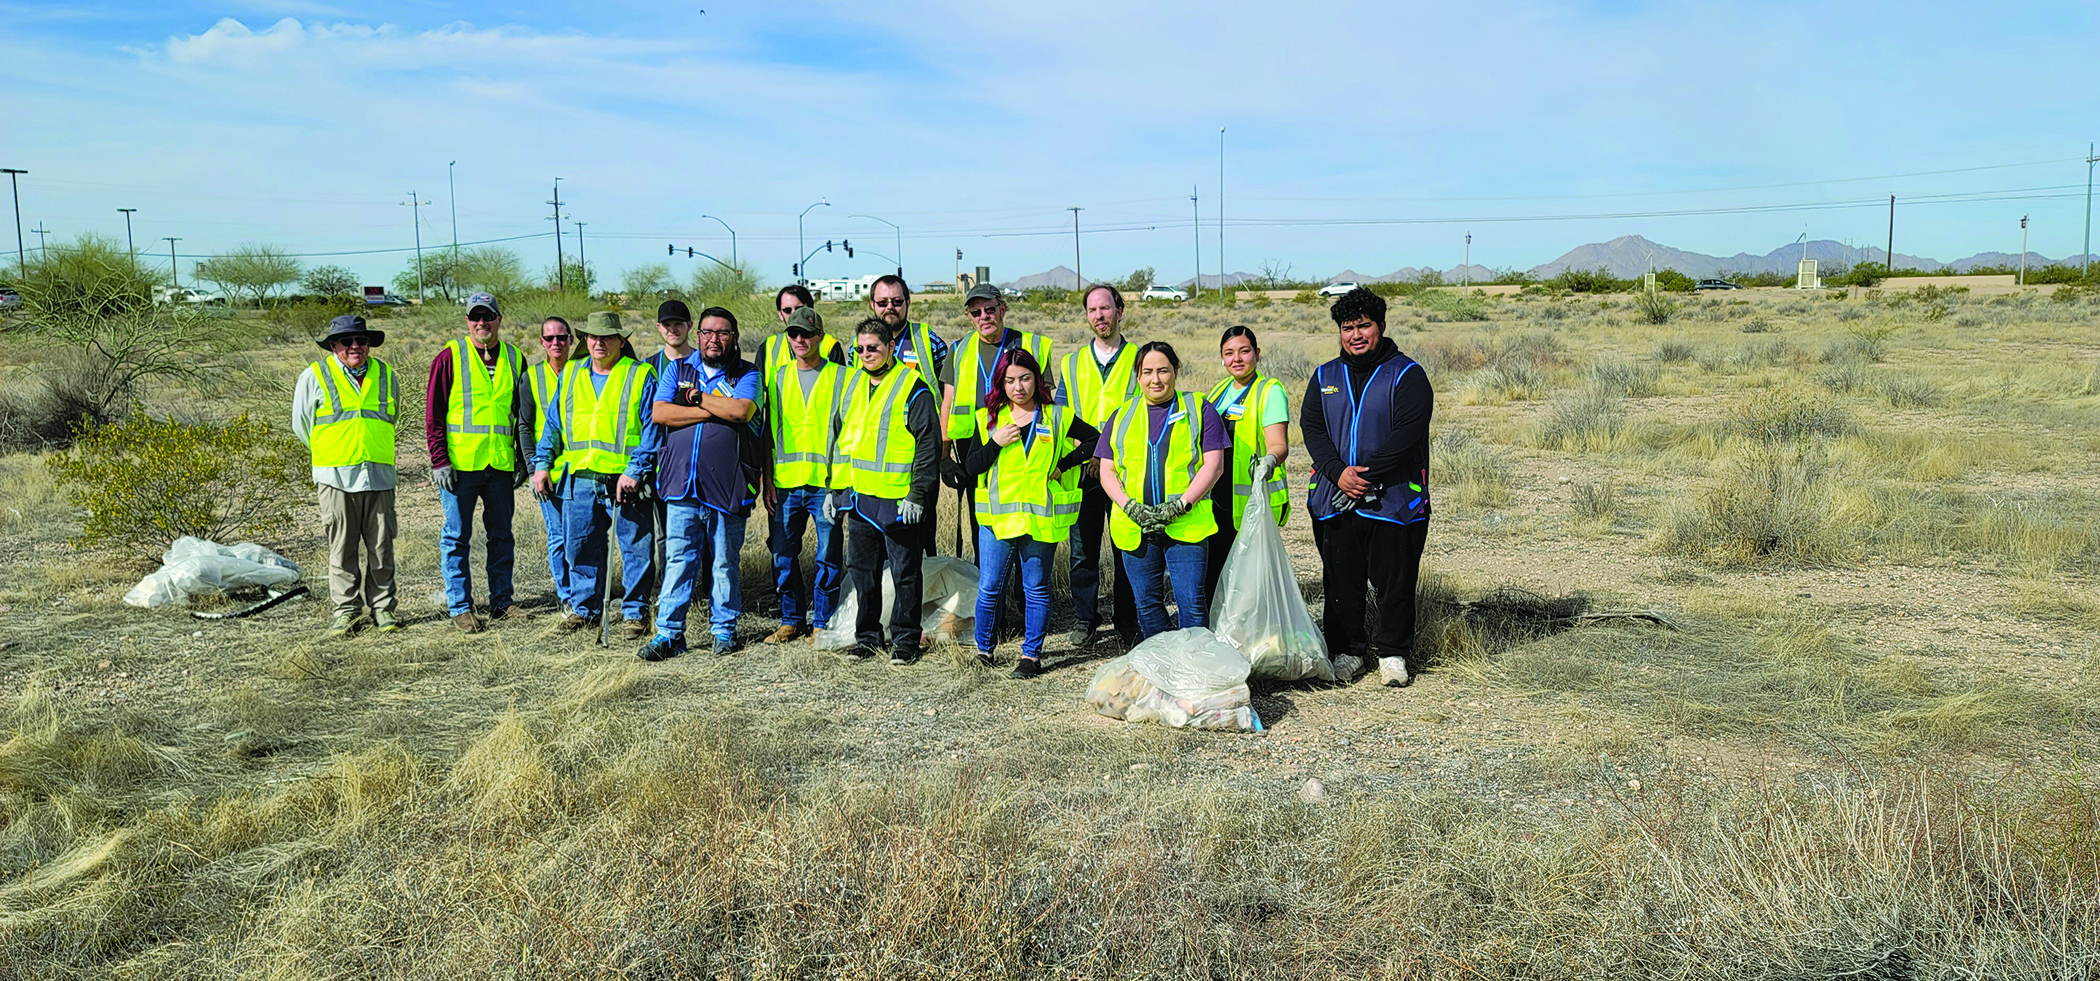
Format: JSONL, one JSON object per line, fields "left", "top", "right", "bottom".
{"left": 319, "top": 485, "right": 397, "bottom": 618}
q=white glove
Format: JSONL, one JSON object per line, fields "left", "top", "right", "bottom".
{"left": 1252, "top": 454, "right": 1279, "bottom": 483}
{"left": 823, "top": 491, "right": 840, "bottom": 522}
{"left": 432, "top": 465, "right": 457, "bottom": 494}
{"left": 897, "top": 499, "right": 924, "bottom": 524}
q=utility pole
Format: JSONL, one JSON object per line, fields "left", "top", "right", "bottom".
{"left": 2085, "top": 144, "right": 2097, "bottom": 278}
{"left": 1464, "top": 232, "right": 1472, "bottom": 287}
{"left": 1218, "top": 127, "right": 1226, "bottom": 302}
{"left": 1068, "top": 206, "right": 1083, "bottom": 290}
{"left": 2019, "top": 215, "right": 2030, "bottom": 286}
{"left": 955, "top": 248, "right": 962, "bottom": 288}
{"left": 701, "top": 214, "right": 737, "bottom": 268}
{"left": 448, "top": 161, "right": 459, "bottom": 263}
{"left": 1885, "top": 195, "right": 1895, "bottom": 273}
{"left": 1190, "top": 186, "right": 1202, "bottom": 300}
{"left": 118, "top": 208, "right": 138, "bottom": 271}
{"left": 2, "top": 168, "right": 24, "bottom": 278}
{"left": 164, "top": 237, "right": 181, "bottom": 288}
{"left": 573, "top": 220, "right": 587, "bottom": 294}
{"left": 406, "top": 191, "right": 425, "bottom": 300}
{"left": 548, "top": 178, "right": 566, "bottom": 293}
{"left": 29, "top": 224, "right": 49, "bottom": 255}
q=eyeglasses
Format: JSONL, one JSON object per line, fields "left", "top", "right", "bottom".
{"left": 872, "top": 298, "right": 906, "bottom": 309}
{"left": 699, "top": 329, "right": 734, "bottom": 339}
{"left": 467, "top": 313, "right": 499, "bottom": 323}
{"left": 854, "top": 344, "right": 887, "bottom": 353}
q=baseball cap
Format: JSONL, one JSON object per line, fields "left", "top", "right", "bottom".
{"left": 578, "top": 310, "right": 626, "bottom": 336}
{"left": 963, "top": 283, "right": 1002, "bottom": 305}
{"left": 783, "top": 306, "right": 823, "bottom": 337}
{"left": 656, "top": 299, "right": 692, "bottom": 323}
{"left": 466, "top": 291, "right": 501, "bottom": 317}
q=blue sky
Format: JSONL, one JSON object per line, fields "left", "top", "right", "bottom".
{"left": 3, "top": 0, "right": 2095, "bottom": 288}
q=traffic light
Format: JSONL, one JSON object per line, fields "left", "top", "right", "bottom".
{"left": 845, "top": 239, "right": 854, "bottom": 258}
{"left": 667, "top": 243, "right": 674, "bottom": 255}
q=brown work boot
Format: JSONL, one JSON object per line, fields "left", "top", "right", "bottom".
{"left": 558, "top": 612, "right": 593, "bottom": 633}
{"left": 619, "top": 619, "right": 649, "bottom": 640}
{"left": 452, "top": 611, "right": 485, "bottom": 634}
{"left": 493, "top": 604, "right": 532, "bottom": 622}
{"left": 763, "top": 624, "right": 807, "bottom": 644}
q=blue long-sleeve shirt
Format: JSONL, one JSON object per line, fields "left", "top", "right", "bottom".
{"left": 532, "top": 360, "right": 661, "bottom": 480}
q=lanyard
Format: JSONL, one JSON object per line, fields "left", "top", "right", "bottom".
{"left": 975, "top": 330, "right": 1008, "bottom": 406}
{"left": 1144, "top": 396, "right": 1182, "bottom": 506}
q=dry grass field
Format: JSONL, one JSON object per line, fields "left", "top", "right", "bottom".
{"left": 1, "top": 283, "right": 2097, "bottom": 979}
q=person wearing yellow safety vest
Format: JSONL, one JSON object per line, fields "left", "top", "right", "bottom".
{"left": 838, "top": 318, "right": 939, "bottom": 665}
{"left": 960, "top": 348, "right": 1098, "bottom": 679}
{"left": 292, "top": 315, "right": 401, "bottom": 637}
{"left": 756, "top": 307, "right": 850, "bottom": 646}
{"left": 1093, "top": 342, "right": 1229, "bottom": 641}
{"left": 944, "top": 283, "right": 1054, "bottom": 560}
{"left": 869, "top": 274, "right": 953, "bottom": 559}
{"left": 754, "top": 284, "right": 848, "bottom": 376}
{"left": 423, "top": 291, "right": 535, "bottom": 634}
{"left": 1202, "top": 325, "right": 1292, "bottom": 602}
{"left": 530, "top": 311, "right": 661, "bottom": 637}
{"left": 525, "top": 315, "right": 577, "bottom": 608}
{"left": 1053, "top": 283, "right": 1142, "bottom": 649}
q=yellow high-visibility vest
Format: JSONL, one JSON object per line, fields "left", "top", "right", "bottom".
{"left": 761, "top": 331, "right": 843, "bottom": 372}
{"left": 553, "top": 357, "right": 654, "bottom": 479}
{"left": 1205, "top": 374, "right": 1291, "bottom": 528}
{"left": 1057, "top": 340, "right": 1137, "bottom": 428}
{"left": 893, "top": 321, "right": 942, "bottom": 378}
{"left": 1106, "top": 392, "right": 1220, "bottom": 551}
{"left": 309, "top": 356, "right": 397, "bottom": 468}
{"left": 526, "top": 358, "right": 564, "bottom": 445}
{"left": 947, "top": 328, "right": 1053, "bottom": 440}
{"left": 443, "top": 338, "right": 523, "bottom": 472}
{"left": 838, "top": 365, "right": 927, "bottom": 500}
{"left": 767, "top": 360, "right": 851, "bottom": 490}
{"left": 972, "top": 404, "right": 1082, "bottom": 542}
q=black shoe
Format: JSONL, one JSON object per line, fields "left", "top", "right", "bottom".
{"left": 712, "top": 632, "right": 741, "bottom": 655}
{"left": 889, "top": 646, "right": 921, "bottom": 666}
{"left": 850, "top": 643, "right": 884, "bottom": 660}
{"left": 1067, "top": 623, "right": 1095, "bottom": 648}
{"left": 1009, "top": 657, "right": 1044, "bottom": 679}
{"left": 636, "top": 634, "right": 687, "bottom": 662}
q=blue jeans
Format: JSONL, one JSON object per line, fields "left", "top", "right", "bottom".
{"left": 540, "top": 491, "right": 570, "bottom": 604}
{"left": 770, "top": 487, "right": 842, "bottom": 629}
{"left": 975, "top": 529, "right": 1055, "bottom": 658}
{"left": 1122, "top": 537, "right": 1209, "bottom": 641}
{"left": 657, "top": 501, "right": 747, "bottom": 640}
{"left": 439, "top": 467, "right": 516, "bottom": 616}
{"left": 561, "top": 476, "right": 654, "bottom": 620}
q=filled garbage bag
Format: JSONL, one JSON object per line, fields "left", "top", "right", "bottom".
{"left": 124, "top": 537, "right": 302, "bottom": 609}
{"left": 1085, "top": 627, "right": 1260, "bottom": 731}
{"left": 1208, "top": 490, "right": 1334, "bottom": 682}
{"left": 812, "top": 555, "right": 978, "bottom": 650}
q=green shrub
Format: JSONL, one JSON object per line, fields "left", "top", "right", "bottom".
{"left": 1634, "top": 289, "right": 1677, "bottom": 324}
{"left": 1587, "top": 359, "right": 1660, "bottom": 397}
{"left": 15, "top": 233, "right": 162, "bottom": 320}
{"left": 1532, "top": 388, "right": 1629, "bottom": 451}
{"left": 1291, "top": 288, "right": 1321, "bottom": 305}
{"left": 1730, "top": 389, "right": 1853, "bottom": 443}
{"left": 1652, "top": 340, "right": 1696, "bottom": 364}
{"left": 1877, "top": 374, "right": 1944, "bottom": 409}
{"left": 46, "top": 412, "right": 307, "bottom": 557}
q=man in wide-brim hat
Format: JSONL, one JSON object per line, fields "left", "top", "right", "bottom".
{"left": 293, "top": 314, "right": 402, "bottom": 637}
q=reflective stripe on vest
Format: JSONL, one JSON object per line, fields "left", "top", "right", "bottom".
{"left": 1106, "top": 392, "right": 1220, "bottom": 551}
{"left": 839, "top": 365, "right": 925, "bottom": 499}
{"left": 1058, "top": 340, "right": 1137, "bottom": 428}
{"left": 310, "top": 357, "right": 396, "bottom": 468}
{"left": 768, "top": 360, "right": 850, "bottom": 489}
{"left": 973, "top": 404, "right": 1082, "bottom": 541}
{"left": 527, "top": 359, "right": 562, "bottom": 445}
{"left": 444, "top": 338, "right": 521, "bottom": 471}
{"left": 1206, "top": 374, "right": 1290, "bottom": 529}
{"left": 947, "top": 329, "right": 1053, "bottom": 440}
{"left": 555, "top": 358, "right": 650, "bottom": 478}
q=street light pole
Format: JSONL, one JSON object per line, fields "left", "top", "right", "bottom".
{"left": 848, "top": 214, "right": 903, "bottom": 279}
{"left": 164, "top": 237, "right": 182, "bottom": 288}
{"left": 118, "top": 208, "right": 138, "bottom": 271}
{"left": 1219, "top": 127, "right": 1226, "bottom": 301}
{"left": 797, "top": 199, "right": 829, "bottom": 284}
{"left": 1464, "top": 232, "right": 1471, "bottom": 287}
{"left": 2085, "top": 144, "right": 2097, "bottom": 278}
{"left": 574, "top": 220, "right": 586, "bottom": 294}
{"left": 1191, "top": 186, "right": 1201, "bottom": 301}
{"left": 2019, "top": 215, "right": 2030, "bottom": 286}
{"left": 448, "top": 160, "right": 459, "bottom": 262}
{"left": 407, "top": 191, "right": 425, "bottom": 300}
{"left": 1068, "top": 206, "right": 1083, "bottom": 290}
{"left": 2, "top": 168, "right": 25, "bottom": 279}
{"left": 701, "top": 214, "right": 737, "bottom": 268}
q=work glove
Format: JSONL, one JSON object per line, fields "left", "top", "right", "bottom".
{"left": 823, "top": 491, "right": 841, "bottom": 522}
{"left": 1158, "top": 498, "right": 1189, "bottom": 525}
{"left": 1252, "top": 454, "right": 1279, "bottom": 484}
{"left": 511, "top": 467, "right": 528, "bottom": 491}
{"left": 898, "top": 499, "right": 924, "bottom": 524}
{"left": 1328, "top": 486, "right": 1361, "bottom": 514}
{"left": 1119, "top": 500, "right": 1154, "bottom": 529}
{"left": 432, "top": 465, "right": 457, "bottom": 494}
{"left": 939, "top": 457, "right": 966, "bottom": 489}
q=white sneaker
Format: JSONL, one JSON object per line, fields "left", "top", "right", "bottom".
{"left": 1378, "top": 656, "right": 1412, "bottom": 687}
{"left": 1332, "top": 654, "right": 1363, "bottom": 680}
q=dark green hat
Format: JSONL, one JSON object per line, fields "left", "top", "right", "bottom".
{"left": 783, "top": 306, "right": 823, "bottom": 336}
{"left": 963, "top": 283, "right": 1003, "bottom": 305}
{"left": 579, "top": 310, "right": 626, "bottom": 337}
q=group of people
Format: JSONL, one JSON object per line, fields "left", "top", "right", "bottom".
{"left": 291, "top": 280, "right": 1431, "bottom": 687}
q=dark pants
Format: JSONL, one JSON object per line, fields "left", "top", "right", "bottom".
{"left": 1203, "top": 494, "right": 1239, "bottom": 605}
{"left": 1070, "top": 481, "right": 1138, "bottom": 640}
{"left": 1313, "top": 515, "right": 1428, "bottom": 665}
{"left": 848, "top": 512, "right": 924, "bottom": 650}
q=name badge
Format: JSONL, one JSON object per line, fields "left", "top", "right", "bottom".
{"left": 900, "top": 350, "right": 919, "bottom": 366}
{"left": 1320, "top": 385, "right": 1340, "bottom": 395}
{"left": 1223, "top": 406, "right": 1244, "bottom": 421}
{"left": 1034, "top": 423, "right": 1054, "bottom": 436}
{"left": 1165, "top": 408, "right": 1186, "bottom": 424}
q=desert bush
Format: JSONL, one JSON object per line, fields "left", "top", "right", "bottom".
{"left": 1587, "top": 359, "right": 1661, "bottom": 397}
{"left": 13, "top": 267, "right": 232, "bottom": 421}
{"left": 14, "top": 233, "right": 162, "bottom": 320}
{"left": 1570, "top": 478, "right": 1621, "bottom": 523}
{"left": 1876, "top": 374, "right": 1943, "bottom": 409}
{"left": 1417, "top": 291, "right": 1490, "bottom": 322}
{"left": 1730, "top": 389, "right": 1854, "bottom": 443}
{"left": 1822, "top": 324, "right": 1895, "bottom": 363}
{"left": 1652, "top": 339, "right": 1695, "bottom": 364}
{"left": 1532, "top": 388, "right": 1629, "bottom": 452}
{"left": 1818, "top": 359, "right": 1869, "bottom": 395}
{"left": 1467, "top": 363, "right": 1547, "bottom": 404}
{"left": 1731, "top": 339, "right": 1800, "bottom": 369}
{"left": 1634, "top": 289, "right": 1677, "bottom": 325}
{"left": 1657, "top": 446, "right": 1839, "bottom": 566}
{"left": 1433, "top": 429, "right": 1511, "bottom": 508}
{"left": 0, "top": 361, "right": 121, "bottom": 452}
{"left": 1739, "top": 315, "right": 1776, "bottom": 333}
{"left": 45, "top": 412, "right": 307, "bottom": 557}
{"left": 1291, "top": 287, "right": 1320, "bottom": 305}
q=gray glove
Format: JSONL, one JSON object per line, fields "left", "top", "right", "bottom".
{"left": 898, "top": 499, "right": 924, "bottom": 524}
{"left": 432, "top": 465, "right": 457, "bottom": 494}
{"left": 1120, "top": 500, "right": 1155, "bottom": 530}
{"left": 1158, "top": 498, "right": 1189, "bottom": 524}
{"left": 1328, "top": 486, "right": 1361, "bottom": 513}
{"left": 1252, "top": 454, "right": 1279, "bottom": 483}
{"left": 823, "top": 491, "right": 841, "bottom": 522}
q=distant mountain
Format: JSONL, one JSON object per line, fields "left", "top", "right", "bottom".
{"left": 1523, "top": 234, "right": 2086, "bottom": 279}
{"left": 1006, "top": 265, "right": 1081, "bottom": 290}
{"left": 1325, "top": 264, "right": 1497, "bottom": 285}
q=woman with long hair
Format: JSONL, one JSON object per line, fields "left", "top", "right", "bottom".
{"left": 1203, "top": 325, "right": 1291, "bottom": 598}
{"left": 1094, "top": 341, "right": 1229, "bottom": 640}
{"left": 963, "top": 348, "right": 1098, "bottom": 677}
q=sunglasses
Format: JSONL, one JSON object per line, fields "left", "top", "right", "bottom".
{"left": 541, "top": 334, "right": 571, "bottom": 343}
{"left": 334, "top": 336, "right": 372, "bottom": 347}
{"left": 872, "top": 298, "right": 906, "bottom": 309}
{"left": 854, "top": 343, "right": 887, "bottom": 353}
{"left": 967, "top": 306, "right": 1000, "bottom": 318}
{"left": 468, "top": 313, "right": 499, "bottom": 323}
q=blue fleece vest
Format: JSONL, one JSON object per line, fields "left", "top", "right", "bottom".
{"left": 1304, "top": 355, "right": 1430, "bottom": 525}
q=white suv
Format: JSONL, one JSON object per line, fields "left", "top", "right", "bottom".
{"left": 1317, "top": 281, "right": 1360, "bottom": 298}
{"left": 1140, "top": 284, "right": 1187, "bottom": 302}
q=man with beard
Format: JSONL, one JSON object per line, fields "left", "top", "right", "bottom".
{"left": 1301, "top": 288, "right": 1433, "bottom": 688}
{"left": 1053, "top": 283, "right": 1141, "bottom": 647}
{"left": 639, "top": 306, "right": 762, "bottom": 660}
{"left": 869, "top": 274, "right": 953, "bottom": 557}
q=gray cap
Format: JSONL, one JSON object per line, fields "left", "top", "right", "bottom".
{"left": 466, "top": 291, "right": 500, "bottom": 316}
{"left": 963, "top": 283, "right": 1003, "bottom": 305}
{"left": 578, "top": 310, "right": 626, "bottom": 336}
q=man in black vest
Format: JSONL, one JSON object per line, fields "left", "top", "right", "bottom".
{"left": 1300, "top": 288, "right": 1433, "bottom": 687}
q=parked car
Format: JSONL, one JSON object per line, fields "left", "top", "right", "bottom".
{"left": 1140, "top": 284, "right": 1187, "bottom": 302}
{"left": 1317, "top": 281, "right": 1360, "bottom": 298}
{"left": 0, "top": 287, "right": 19, "bottom": 311}
{"left": 1693, "top": 279, "right": 1742, "bottom": 291}
{"left": 1000, "top": 286, "right": 1028, "bottom": 300}
{"left": 365, "top": 292, "right": 412, "bottom": 306}
{"left": 157, "top": 287, "right": 226, "bottom": 305}
{"left": 919, "top": 282, "right": 955, "bottom": 294}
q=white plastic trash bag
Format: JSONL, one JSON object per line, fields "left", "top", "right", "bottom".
{"left": 124, "top": 537, "right": 302, "bottom": 609}
{"left": 1209, "top": 490, "right": 1334, "bottom": 682}
{"left": 1085, "top": 627, "right": 1261, "bottom": 731}
{"left": 812, "top": 555, "right": 979, "bottom": 650}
